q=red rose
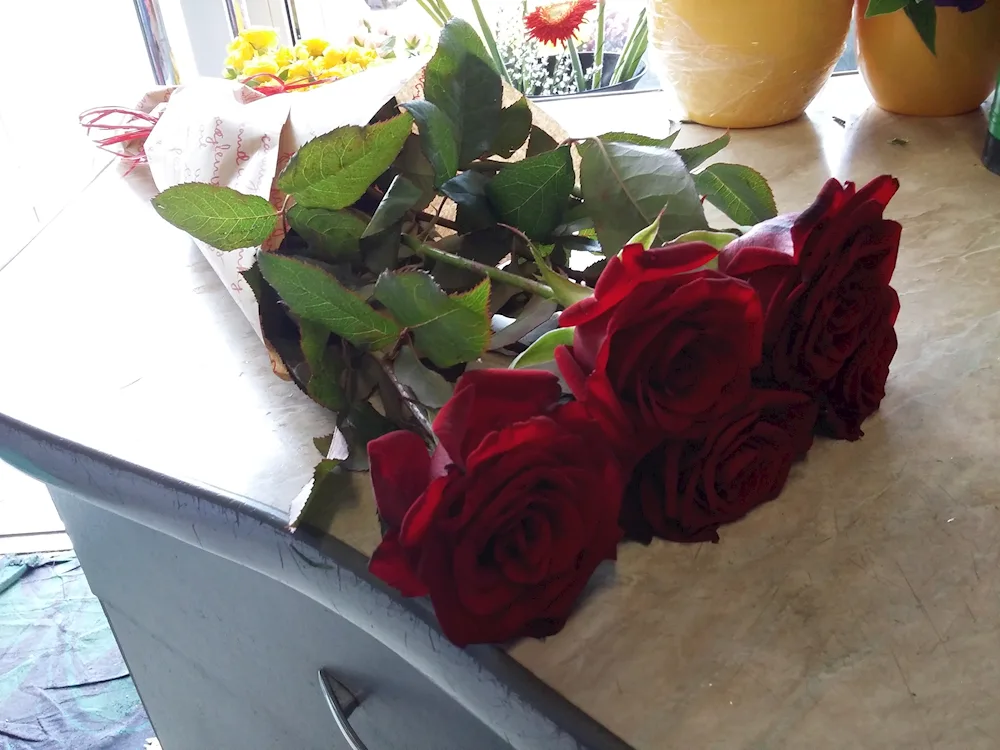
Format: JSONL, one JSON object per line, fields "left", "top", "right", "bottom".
{"left": 718, "top": 176, "right": 901, "bottom": 411}
{"left": 367, "top": 369, "right": 624, "bottom": 647}
{"left": 621, "top": 390, "right": 817, "bottom": 544}
{"left": 555, "top": 243, "right": 764, "bottom": 458}
{"left": 818, "top": 286, "right": 900, "bottom": 440}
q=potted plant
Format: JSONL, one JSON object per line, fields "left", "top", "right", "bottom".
{"left": 418, "top": 0, "right": 648, "bottom": 98}
{"left": 647, "top": 0, "right": 855, "bottom": 128}
{"left": 858, "top": 0, "right": 1000, "bottom": 116}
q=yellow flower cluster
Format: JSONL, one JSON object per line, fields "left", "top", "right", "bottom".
{"left": 223, "top": 27, "right": 381, "bottom": 89}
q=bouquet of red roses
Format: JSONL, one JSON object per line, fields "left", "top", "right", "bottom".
{"left": 147, "top": 18, "right": 901, "bottom": 648}
{"left": 367, "top": 175, "right": 902, "bottom": 646}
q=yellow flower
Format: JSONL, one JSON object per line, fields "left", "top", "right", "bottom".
{"left": 223, "top": 42, "right": 255, "bottom": 75}
{"left": 242, "top": 54, "right": 280, "bottom": 78}
{"left": 321, "top": 47, "right": 346, "bottom": 69}
{"left": 224, "top": 52, "right": 247, "bottom": 74}
{"left": 274, "top": 46, "right": 296, "bottom": 67}
{"left": 239, "top": 26, "right": 279, "bottom": 52}
{"left": 283, "top": 59, "right": 314, "bottom": 83}
{"left": 323, "top": 63, "right": 351, "bottom": 80}
{"left": 344, "top": 46, "right": 368, "bottom": 65}
{"left": 295, "top": 38, "right": 329, "bottom": 59}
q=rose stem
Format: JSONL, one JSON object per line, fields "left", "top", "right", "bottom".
{"left": 401, "top": 234, "right": 558, "bottom": 300}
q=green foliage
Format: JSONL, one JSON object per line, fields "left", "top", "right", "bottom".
{"left": 440, "top": 171, "right": 495, "bottom": 232}
{"left": 277, "top": 114, "right": 413, "bottom": 209}
{"left": 677, "top": 133, "right": 731, "bottom": 171}
{"left": 865, "top": 0, "right": 937, "bottom": 53}
{"left": 904, "top": 2, "right": 937, "bottom": 55}
{"left": 694, "top": 164, "right": 778, "bottom": 226}
{"left": 299, "top": 320, "right": 346, "bottom": 410}
{"left": 492, "top": 97, "right": 533, "bottom": 158}
{"left": 670, "top": 230, "right": 740, "bottom": 251}
{"left": 488, "top": 147, "right": 575, "bottom": 240}
{"left": 579, "top": 137, "right": 709, "bottom": 255}
{"left": 287, "top": 205, "right": 367, "bottom": 258}
{"left": 424, "top": 19, "right": 503, "bottom": 166}
{"left": 364, "top": 176, "right": 424, "bottom": 238}
{"left": 401, "top": 101, "right": 459, "bottom": 186}
{"left": 373, "top": 272, "right": 492, "bottom": 367}
{"left": 152, "top": 184, "right": 277, "bottom": 251}
{"left": 258, "top": 253, "right": 401, "bottom": 349}
{"left": 154, "top": 20, "right": 779, "bottom": 461}
{"left": 511, "top": 327, "right": 575, "bottom": 369}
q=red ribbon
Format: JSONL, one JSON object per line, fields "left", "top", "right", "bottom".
{"left": 79, "top": 106, "right": 159, "bottom": 167}
{"left": 79, "top": 75, "right": 338, "bottom": 171}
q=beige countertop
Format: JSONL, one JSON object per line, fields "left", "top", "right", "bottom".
{"left": 3, "top": 75, "right": 999, "bottom": 748}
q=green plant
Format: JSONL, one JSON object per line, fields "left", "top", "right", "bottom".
{"left": 864, "top": 0, "right": 987, "bottom": 54}
{"left": 422, "top": 0, "right": 647, "bottom": 96}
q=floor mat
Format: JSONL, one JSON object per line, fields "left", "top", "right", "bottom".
{"left": 0, "top": 552, "right": 154, "bottom": 749}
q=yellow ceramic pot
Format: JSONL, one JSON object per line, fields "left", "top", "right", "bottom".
{"left": 647, "top": 0, "right": 854, "bottom": 129}
{"left": 857, "top": 0, "right": 1000, "bottom": 116}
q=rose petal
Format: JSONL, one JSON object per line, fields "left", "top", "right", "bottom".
{"left": 433, "top": 369, "right": 562, "bottom": 464}
{"left": 369, "top": 533, "right": 429, "bottom": 597}
{"left": 368, "top": 430, "right": 432, "bottom": 530}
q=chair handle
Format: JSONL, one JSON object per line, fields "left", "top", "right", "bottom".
{"left": 319, "top": 669, "right": 369, "bottom": 750}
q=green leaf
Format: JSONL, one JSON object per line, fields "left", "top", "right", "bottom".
{"left": 339, "top": 401, "right": 397, "bottom": 471}
{"left": 439, "top": 171, "right": 496, "bottom": 233}
{"left": 526, "top": 125, "right": 559, "bottom": 157}
{"left": 395, "top": 134, "right": 437, "bottom": 210}
{"left": 626, "top": 209, "right": 665, "bottom": 250}
{"left": 360, "top": 223, "right": 402, "bottom": 275}
{"left": 694, "top": 163, "right": 778, "bottom": 226}
{"left": 487, "top": 146, "right": 574, "bottom": 240}
{"left": 364, "top": 176, "right": 423, "bottom": 238}
{"left": 676, "top": 132, "right": 731, "bottom": 171}
{"left": 528, "top": 240, "right": 593, "bottom": 307}
{"left": 492, "top": 97, "right": 533, "bottom": 158}
{"left": 424, "top": 20, "right": 503, "bottom": 166}
{"left": 151, "top": 184, "right": 277, "bottom": 251}
{"left": 401, "top": 100, "right": 459, "bottom": 187}
{"left": 299, "top": 320, "right": 346, "bottom": 410}
{"left": 287, "top": 204, "right": 367, "bottom": 258}
{"left": 290, "top": 458, "right": 350, "bottom": 529}
{"left": 432, "top": 17, "right": 495, "bottom": 66}
{"left": 373, "top": 272, "right": 491, "bottom": 367}
{"left": 277, "top": 113, "right": 414, "bottom": 210}
{"left": 393, "top": 345, "right": 454, "bottom": 408}
{"left": 258, "top": 253, "right": 401, "bottom": 349}
{"left": 511, "top": 327, "right": 574, "bottom": 369}
{"left": 313, "top": 434, "right": 334, "bottom": 456}
{"left": 599, "top": 131, "right": 680, "bottom": 148}
{"left": 670, "top": 230, "right": 739, "bottom": 251}
{"left": 578, "top": 138, "right": 708, "bottom": 256}
{"left": 904, "top": 2, "right": 937, "bottom": 55}
{"left": 865, "top": 0, "right": 910, "bottom": 16}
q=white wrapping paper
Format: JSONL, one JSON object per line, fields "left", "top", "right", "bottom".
{"left": 142, "top": 60, "right": 424, "bottom": 336}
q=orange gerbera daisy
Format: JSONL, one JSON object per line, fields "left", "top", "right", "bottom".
{"left": 524, "top": 0, "right": 597, "bottom": 45}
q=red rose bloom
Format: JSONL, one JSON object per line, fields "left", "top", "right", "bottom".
{"left": 367, "top": 369, "right": 624, "bottom": 647}
{"left": 555, "top": 243, "right": 763, "bottom": 459}
{"left": 818, "top": 286, "right": 900, "bottom": 440}
{"left": 621, "top": 390, "right": 817, "bottom": 544}
{"left": 718, "top": 176, "right": 901, "bottom": 437}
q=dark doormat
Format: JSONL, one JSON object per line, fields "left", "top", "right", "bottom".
{"left": 0, "top": 552, "right": 155, "bottom": 749}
